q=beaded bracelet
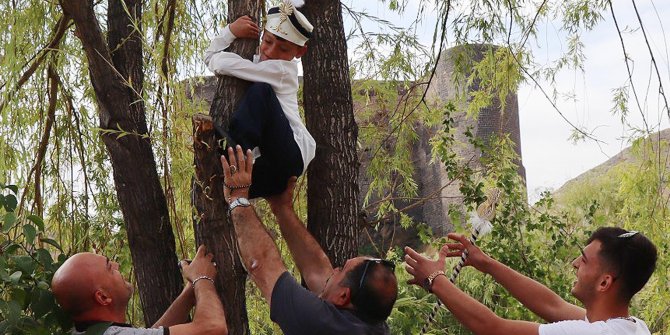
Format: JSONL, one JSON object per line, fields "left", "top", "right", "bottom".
{"left": 191, "top": 275, "right": 215, "bottom": 286}
{"left": 224, "top": 182, "right": 252, "bottom": 190}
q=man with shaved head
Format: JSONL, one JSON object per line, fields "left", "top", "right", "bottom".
{"left": 51, "top": 245, "right": 228, "bottom": 335}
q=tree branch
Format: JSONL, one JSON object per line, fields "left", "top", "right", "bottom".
{"left": 0, "top": 15, "right": 71, "bottom": 112}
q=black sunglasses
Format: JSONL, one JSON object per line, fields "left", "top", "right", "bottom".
{"left": 358, "top": 258, "right": 396, "bottom": 290}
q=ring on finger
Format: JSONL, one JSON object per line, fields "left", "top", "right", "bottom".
{"left": 230, "top": 165, "right": 237, "bottom": 174}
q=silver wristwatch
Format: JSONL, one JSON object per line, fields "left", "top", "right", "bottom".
{"left": 228, "top": 197, "right": 251, "bottom": 215}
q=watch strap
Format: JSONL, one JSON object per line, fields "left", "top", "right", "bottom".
{"left": 228, "top": 197, "right": 251, "bottom": 215}
{"left": 426, "top": 270, "right": 446, "bottom": 293}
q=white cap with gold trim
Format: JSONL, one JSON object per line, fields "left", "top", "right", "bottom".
{"left": 266, "top": 0, "right": 313, "bottom": 47}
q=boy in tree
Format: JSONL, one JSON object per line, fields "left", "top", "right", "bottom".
{"left": 204, "top": 0, "right": 315, "bottom": 198}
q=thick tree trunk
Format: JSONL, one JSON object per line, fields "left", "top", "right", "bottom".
{"left": 59, "top": 0, "right": 182, "bottom": 324}
{"left": 190, "top": 1, "right": 260, "bottom": 334}
{"left": 192, "top": 115, "right": 249, "bottom": 335}
{"left": 302, "top": 0, "right": 359, "bottom": 266}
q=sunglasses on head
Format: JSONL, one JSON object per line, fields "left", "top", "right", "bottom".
{"left": 618, "top": 230, "right": 638, "bottom": 239}
{"left": 358, "top": 258, "right": 396, "bottom": 290}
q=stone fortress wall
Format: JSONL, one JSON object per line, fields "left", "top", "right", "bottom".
{"left": 358, "top": 44, "right": 525, "bottom": 247}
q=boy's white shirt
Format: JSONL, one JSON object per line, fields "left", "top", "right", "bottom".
{"left": 203, "top": 26, "right": 316, "bottom": 173}
{"left": 538, "top": 316, "right": 651, "bottom": 335}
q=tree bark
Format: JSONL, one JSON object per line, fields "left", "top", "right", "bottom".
{"left": 302, "top": 0, "right": 359, "bottom": 266}
{"left": 192, "top": 115, "right": 249, "bottom": 335}
{"left": 190, "top": 1, "right": 260, "bottom": 334}
{"left": 59, "top": 0, "right": 182, "bottom": 325}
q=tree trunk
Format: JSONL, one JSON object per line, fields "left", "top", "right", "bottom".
{"left": 302, "top": 0, "right": 359, "bottom": 266}
{"left": 191, "top": 1, "right": 260, "bottom": 334}
{"left": 59, "top": 0, "right": 182, "bottom": 325}
{"left": 192, "top": 115, "right": 249, "bottom": 335}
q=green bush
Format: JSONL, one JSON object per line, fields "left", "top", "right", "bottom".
{"left": 0, "top": 183, "right": 71, "bottom": 334}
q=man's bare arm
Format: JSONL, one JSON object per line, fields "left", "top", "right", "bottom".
{"left": 266, "top": 178, "right": 333, "bottom": 293}
{"left": 222, "top": 146, "right": 287, "bottom": 303}
{"left": 445, "top": 233, "right": 585, "bottom": 322}
{"left": 406, "top": 246, "right": 540, "bottom": 335}
{"left": 152, "top": 284, "right": 195, "bottom": 328}
{"left": 230, "top": 206, "right": 287, "bottom": 302}
{"left": 169, "top": 245, "right": 228, "bottom": 335}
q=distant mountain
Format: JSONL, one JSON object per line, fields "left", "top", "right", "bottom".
{"left": 553, "top": 128, "right": 670, "bottom": 196}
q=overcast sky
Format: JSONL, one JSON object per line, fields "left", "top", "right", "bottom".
{"left": 345, "top": 0, "right": 670, "bottom": 202}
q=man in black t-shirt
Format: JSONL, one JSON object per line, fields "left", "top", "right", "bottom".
{"left": 221, "top": 146, "right": 398, "bottom": 334}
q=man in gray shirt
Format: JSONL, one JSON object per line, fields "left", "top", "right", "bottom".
{"left": 221, "top": 146, "right": 398, "bottom": 334}
{"left": 51, "top": 245, "right": 227, "bottom": 335}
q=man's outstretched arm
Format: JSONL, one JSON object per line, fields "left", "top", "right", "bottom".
{"left": 265, "top": 177, "right": 333, "bottom": 293}
{"left": 151, "top": 284, "right": 195, "bottom": 328}
{"left": 221, "top": 146, "right": 287, "bottom": 304}
{"left": 444, "top": 233, "right": 585, "bottom": 322}
{"left": 405, "top": 246, "right": 540, "bottom": 335}
{"left": 167, "top": 245, "right": 228, "bottom": 335}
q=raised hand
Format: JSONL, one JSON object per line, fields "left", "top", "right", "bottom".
{"left": 220, "top": 145, "right": 253, "bottom": 203}
{"left": 180, "top": 245, "right": 217, "bottom": 283}
{"left": 229, "top": 15, "right": 260, "bottom": 39}
{"left": 404, "top": 246, "right": 447, "bottom": 291}
{"left": 443, "top": 233, "right": 493, "bottom": 273}
{"left": 265, "top": 176, "right": 297, "bottom": 213}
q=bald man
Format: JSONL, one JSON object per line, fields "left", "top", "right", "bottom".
{"left": 51, "top": 245, "right": 228, "bottom": 335}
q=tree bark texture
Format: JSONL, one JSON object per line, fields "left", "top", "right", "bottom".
{"left": 190, "top": 1, "right": 261, "bottom": 334}
{"left": 302, "top": 0, "right": 360, "bottom": 267}
{"left": 59, "top": 0, "right": 182, "bottom": 325}
{"left": 192, "top": 115, "right": 248, "bottom": 335}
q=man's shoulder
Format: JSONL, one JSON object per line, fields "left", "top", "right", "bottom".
{"left": 539, "top": 317, "right": 651, "bottom": 335}
{"left": 103, "top": 325, "right": 166, "bottom": 335}
{"left": 271, "top": 272, "right": 390, "bottom": 334}
{"left": 72, "top": 325, "right": 166, "bottom": 335}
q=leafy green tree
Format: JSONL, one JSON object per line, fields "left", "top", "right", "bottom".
{"left": 1, "top": 184, "right": 70, "bottom": 334}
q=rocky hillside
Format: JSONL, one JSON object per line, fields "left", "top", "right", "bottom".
{"left": 554, "top": 128, "right": 670, "bottom": 195}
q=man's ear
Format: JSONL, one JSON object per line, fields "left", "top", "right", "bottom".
{"left": 331, "top": 286, "right": 351, "bottom": 308}
{"left": 94, "top": 289, "right": 112, "bottom": 306}
{"left": 295, "top": 45, "right": 308, "bottom": 59}
{"left": 598, "top": 274, "right": 616, "bottom": 292}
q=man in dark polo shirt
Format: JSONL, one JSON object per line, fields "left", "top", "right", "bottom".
{"left": 221, "top": 146, "right": 398, "bottom": 334}
{"left": 51, "top": 245, "right": 227, "bottom": 335}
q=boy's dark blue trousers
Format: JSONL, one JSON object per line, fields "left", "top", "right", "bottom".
{"left": 228, "top": 82, "right": 304, "bottom": 198}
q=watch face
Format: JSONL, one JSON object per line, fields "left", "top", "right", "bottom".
{"left": 238, "top": 198, "right": 250, "bottom": 206}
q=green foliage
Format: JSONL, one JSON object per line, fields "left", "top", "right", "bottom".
{"left": 552, "top": 137, "right": 670, "bottom": 334}
{"left": 1, "top": 0, "right": 669, "bottom": 333}
{"left": 0, "top": 184, "right": 70, "bottom": 334}
{"left": 389, "top": 106, "right": 588, "bottom": 333}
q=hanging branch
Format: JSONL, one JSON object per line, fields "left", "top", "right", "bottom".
{"left": 518, "top": 0, "right": 548, "bottom": 50}
{"left": 18, "top": 62, "right": 59, "bottom": 216}
{"left": 630, "top": 0, "right": 670, "bottom": 120}
{"left": 59, "top": 78, "right": 96, "bottom": 213}
{"left": 151, "top": 0, "right": 184, "bottom": 257}
{"left": 508, "top": 49, "right": 604, "bottom": 143}
{"left": 368, "top": 0, "right": 452, "bottom": 163}
{"left": 607, "top": 0, "right": 650, "bottom": 133}
{"left": 0, "top": 15, "right": 71, "bottom": 112}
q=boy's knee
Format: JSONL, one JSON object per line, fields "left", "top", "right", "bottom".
{"left": 247, "top": 82, "right": 273, "bottom": 98}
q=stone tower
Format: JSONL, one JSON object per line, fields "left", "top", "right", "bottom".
{"left": 372, "top": 44, "right": 526, "bottom": 243}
